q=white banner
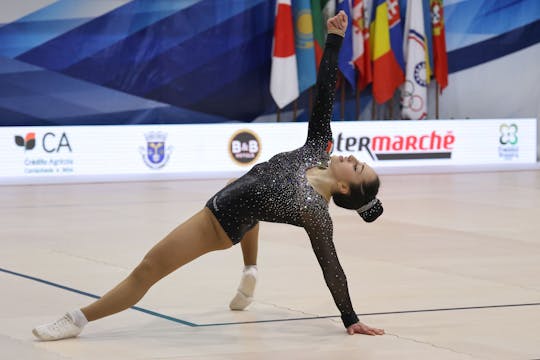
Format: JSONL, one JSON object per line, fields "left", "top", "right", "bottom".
{"left": 0, "top": 119, "right": 536, "bottom": 184}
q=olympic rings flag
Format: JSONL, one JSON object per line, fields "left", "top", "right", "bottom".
{"left": 401, "top": 0, "right": 431, "bottom": 120}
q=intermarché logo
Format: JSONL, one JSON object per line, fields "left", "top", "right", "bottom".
{"left": 14, "top": 132, "right": 36, "bottom": 150}
{"left": 332, "top": 130, "right": 455, "bottom": 161}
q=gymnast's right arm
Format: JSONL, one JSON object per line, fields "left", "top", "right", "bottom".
{"left": 305, "top": 33, "right": 343, "bottom": 147}
{"left": 302, "top": 209, "right": 385, "bottom": 335}
{"left": 301, "top": 209, "right": 359, "bottom": 329}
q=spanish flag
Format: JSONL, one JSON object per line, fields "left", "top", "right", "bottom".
{"left": 370, "top": 0, "right": 405, "bottom": 104}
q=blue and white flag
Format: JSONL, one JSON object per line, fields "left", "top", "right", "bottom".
{"left": 292, "top": 0, "right": 317, "bottom": 93}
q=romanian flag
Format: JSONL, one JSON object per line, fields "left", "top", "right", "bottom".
{"left": 270, "top": 0, "right": 299, "bottom": 109}
{"left": 370, "top": 0, "right": 405, "bottom": 104}
{"left": 431, "top": 0, "right": 448, "bottom": 92}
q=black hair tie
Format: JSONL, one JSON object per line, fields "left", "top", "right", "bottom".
{"left": 356, "top": 198, "right": 383, "bottom": 223}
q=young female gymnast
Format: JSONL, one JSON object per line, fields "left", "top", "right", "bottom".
{"left": 33, "top": 11, "right": 385, "bottom": 340}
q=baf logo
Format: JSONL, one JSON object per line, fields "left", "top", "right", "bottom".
{"left": 229, "top": 129, "right": 261, "bottom": 165}
{"left": 139, "top": 131, "right": 173, "bottom": 169}
{"left": 498, "top": 123, "right": 519, "bottom": 160}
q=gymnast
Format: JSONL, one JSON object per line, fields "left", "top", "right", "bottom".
{"left": 33, "top": 11, "right": 385, "bottom": 340}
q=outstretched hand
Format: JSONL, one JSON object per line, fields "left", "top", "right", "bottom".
{"left": 346, "top": 321, "right": 385, "bottom": 336}
{"left": 327, "top": 10, "right": 348, "bottom": 36}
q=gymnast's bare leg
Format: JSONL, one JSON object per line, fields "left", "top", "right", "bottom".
{"left": 223, "top": 178, "right": 260, "bottom": 311}
{"left": 32, "top": 208, "right": 232, "bottom": 340}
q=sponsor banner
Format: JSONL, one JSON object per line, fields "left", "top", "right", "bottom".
{"left": 0, "top": 119, "right": 536, "bottom": 184}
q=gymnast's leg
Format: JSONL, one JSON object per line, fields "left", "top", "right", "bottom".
{"left": 32, "top": 208, "right": 232, "bottom": 341}
{"left": 229, "top": 223, "right": 259, "bottom": 310}
{"left": 222, "top": 177, "right": 259, "bottom": 311}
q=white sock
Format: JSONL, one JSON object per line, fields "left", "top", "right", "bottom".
{"left": 68, "top": 309, "right": 88, "bottom": 328}
{"left": 240, "top": 265, "right": 257, "bottom": 295}
{"left": 243, "top": 265, "right": 257, "bottom": 273}
{"left": 229, "top": 266, "right": 258, "bottom": 311}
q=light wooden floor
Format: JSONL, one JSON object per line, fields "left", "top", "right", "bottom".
{"left": 1, "top": 171, "right": 539, "bottom": 360}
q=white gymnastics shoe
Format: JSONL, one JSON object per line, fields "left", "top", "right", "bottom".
{"left": 32, "top": 311, "right": 86, "bottom": 341}
{"left": 229, "top": 266, "right": 257, "bottom": 311}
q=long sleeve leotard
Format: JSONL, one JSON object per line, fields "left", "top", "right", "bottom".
{"left": 206, "top": 34, "right": 359, "bottom": 328}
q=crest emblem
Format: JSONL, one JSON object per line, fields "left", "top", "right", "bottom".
{"left": 139, "top": 131, "right": 173, "bottom": 169}
{"left": 498, "top": 123, "right": 519, "bottom": 160}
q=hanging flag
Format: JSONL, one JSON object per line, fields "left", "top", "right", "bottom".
{"left": 322, "top": 0, "right": 336, "bottom": 21}
{"left": 293, "top": 0, "right": 317, "bottom": 93}
{"left": 337, "top": 0, "right": 356, "bottom": 88}
{"left": 423, "top": 0, "right": 434, "bottom": 76}
{"left": 352, "top": 0, "right": 372, "bottom": 90}
{"left": 431, "top": 0, "right": 448, "bottom": 92}
{"left": 311, "top": 0, "right": 332, "bottom": 70}
{"left": 370, "top": 0, "right": 405, "bottom": 104}
{"left": 401, "top": 0, "right": 430, "bottom": 119}
{"left": 387, "top": 0, "right": 405, "bottom": 72}
{"left": 401, "top": 0, "right": 433, "bottom": 80}
{"left": 270, "top": 0, "right": 299, "bottom": 109}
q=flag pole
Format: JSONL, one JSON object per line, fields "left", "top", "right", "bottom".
{"left": 435, "top": 83, "right": 440, "bottom": 119}
{"left": 309, "top": 87, "right": 313, "bottom": 122}
{"left": 356, "top": 89, "right": 360, "bottom": 120}
{"left": 371, "top": 96, "right": 376, "bottom": 120}
{"left": 293, "top": 99, "right": 298, "bottom": 121}
{"left": 340, "top": 77, "right": 346, "bottom": 120}
{"left": 277, "top": 107, "right": 281, "bottom": 122}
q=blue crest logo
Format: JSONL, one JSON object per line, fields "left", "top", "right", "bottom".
{"left": 139, "top": 131, "right": 173, "bottom": 169}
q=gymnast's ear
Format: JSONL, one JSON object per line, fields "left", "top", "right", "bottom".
{"left": 336, "top": 181, "right": 350, "bottom": 195}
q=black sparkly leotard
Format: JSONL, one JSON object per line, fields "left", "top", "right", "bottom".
{"left": 206, "top": 34, "right": 359, "bottom": 328}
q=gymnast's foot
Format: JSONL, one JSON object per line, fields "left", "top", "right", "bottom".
{"left": 229, "top": 265, "right": 257, "bottom": 311}
{"left": 32, "top": 310, "right": 87, "bottom": 341}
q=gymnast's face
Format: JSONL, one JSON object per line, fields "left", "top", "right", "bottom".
{"left": 330, "top": 155, "right": 377, "bottom": 191}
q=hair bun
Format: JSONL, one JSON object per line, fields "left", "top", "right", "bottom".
{"left": 357, "top": 198, "right": 383, "bottom": 223}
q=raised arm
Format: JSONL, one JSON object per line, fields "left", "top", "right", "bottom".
{"left": 305, "top": 12, "right": 346, "bottom": 147}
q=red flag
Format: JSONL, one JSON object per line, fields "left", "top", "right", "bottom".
{"left": 270, "top": 0, "right": 299, "bottom": 108}
{"left": 431, "top": 0, "right": 448, "bottom": 92}
{"left": 352, "top": 0, "right": 372, "bottom": 90}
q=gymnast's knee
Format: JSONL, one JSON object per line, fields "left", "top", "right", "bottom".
{"left": 130, "top": 257, "right": 164, "bottom": 286}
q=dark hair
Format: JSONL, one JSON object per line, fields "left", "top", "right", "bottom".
{"left": 332, "top": 176, "right": 383, "bottom": 222}
{"left": 332, "top": 176, "right": 380, "bottom": 210}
